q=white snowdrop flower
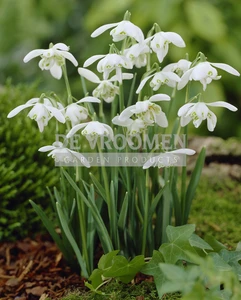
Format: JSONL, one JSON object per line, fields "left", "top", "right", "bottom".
{"left": 66, "top": 121, "right": 114, "bottom": 142}
{"left": 23, "top": 43, "right": 78, "bottom": 79}
{"left": 39, "top": 141, "right": 90, "bottom": 167}
{"left": 178, "top": 61, "right": 240, "bottom": 91}
{"left": 91, "top": 20, "right": 144, "bottom": 43}
{"left": 65, "top": 96, "right": 100, "bottom": 127}
{"left": 83, "top": 53, "right": 133, "bottom": 83}
{"left": 136, "top": 70, "right": 180, "bottom": 93}
{"left": 124, "top": 42, "right": 150, "bottom": 68}
{"left": 78, "top": 67, "right": 133, "bottom": 103}
{"left": 7, "top": 97, "right": 65, "bottom": 132}
{"left": 143, "top": 148, "right": 196, "bottom": 169}
{"left": 178, "top": 101, "right": 238, "bottom": 131}
{"left": 162, "top": 59, "right": 192, "bottom": 76}
{"left": 150, "top": 31, "right": 185, "bottom": 63}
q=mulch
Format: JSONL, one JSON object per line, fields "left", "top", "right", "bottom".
{"left": 0, "top": 234, "right": 86, "bottom": 300}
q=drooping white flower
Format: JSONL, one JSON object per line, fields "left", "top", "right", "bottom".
{"left": 178, "top": 61, "right": 240, "bottom": 91}
{"left": 66, "top": 121, "right": 114, "bottom": 142}
{"left": 124, "top": 42, "right": 150, "bottom": 68}
{"left": 78, "top": 67, "right": 133, "bottom": 103}
{"left": 39, "top": 141, "right": 90, "bottom": 167}
{"left": 136, "top": 70, "right": 180, "bottom": 93}
{"left": 143, "top": 148, "right": 196, "bottom": 169}
{"left": 150, "top": 31, "right": 185, "bottom": 63}
{"left": 83, "top": 53, "right": 133, "bottom": 83}
{"left": 178, "top": 101, "right": 238, "bottom": 131}
{"left": 65, "top": 96, "right": 100, "bottom": 127}
{"left": 162, "top": 59, "right": 192, "bottom": 76}
{"left": 91, "top": 20, "right": 144, "bottom": 43}
{"left": 7, "top": 97, "right": 65, "bottom": 132}
{"left": 112, "top": 94, "right": 170, "bottom": 128}
{"left": 23, "top": 43, "right": 78, "bottom": 79}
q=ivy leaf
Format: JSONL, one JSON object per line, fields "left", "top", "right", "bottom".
{"left": 204, "top": 235, "right": 226, "bottom": 252}
{"left": 158, "top": 263, "right": 199, "bottom": 296}
{"left": 159, "top": 224, "right": 197, "bottom": 264}
{"left": 98, "top": 250, "right": 119, "bottom": 270}
{"left": 86, "top": 268, "right": 103, "bottom": 290}
{"left": 189, "top": 234, "right": 213, "bottom": 251}
{"left": 141, "top": 250, "right": 165, "bottom": 299}
{"left": 219, "top": 249, "right": 241, "bottom": 280}
{"left": 103, "top": 255, "right": 145, "bottom": 283}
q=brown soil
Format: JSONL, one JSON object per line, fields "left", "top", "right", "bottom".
{"left": 0, "top": 234, "right": 85, "bottom": 300}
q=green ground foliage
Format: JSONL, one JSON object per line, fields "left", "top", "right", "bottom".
{"left": 54, "top": 173, "right": 241, "bottom": 299}
{"left": 0, "top": 81, "right": 59, "bottom": 240}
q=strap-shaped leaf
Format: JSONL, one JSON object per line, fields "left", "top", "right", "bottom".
{"left": 118, "top": 192, "right": 129, "bottom": 230}
{"left": 62, "top": 168, "right": 113, "bottom": 253}
{"left": 183, "top": 147, "right": 206, "bottom": 223}
{"left": 89, "top": 172, "right": 106, "bottom": 201}
{"left": 56, "top": 202, "right": 88, "bottom": 278}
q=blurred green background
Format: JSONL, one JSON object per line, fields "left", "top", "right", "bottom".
{"left": 0, "top": 0, "right": 241, "bottom": 240}
{"left": 0, "top": 0, "right": 240, "bottom": 135}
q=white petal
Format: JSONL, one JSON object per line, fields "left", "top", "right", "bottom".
{"left": 77, "top": 96, "right": 101, "bottom": 103}
{"left": 7, "top": 103, "right": 34, "bottom": 118}
{"left": 143, "top": 157, "right": 156, "bottom": 169}
{"left": 177, "top": 69, "right": 193, "bottom": 90}
{"left": 46, "top": 106, "right": 66, "bottom": 123}
{"left": 50, "top": 64, "right": 62, "bottom": 79}
{"left": 66, "top": 123, "right": 88, "bottom": 138}
{"left": 210, "top": 63, "right": 240, "bottom": 76}
{"left": 119, "top": 105, "right": 136, "bottom": 120}
{"left": 60, "top": 51, "right": 78, "bottom": 66}
{"left": 206, "top": 110, "right": 217, "bottom": 132}
{"left": 39, "top": 145, "right": 56, "bottom": 152}
{"left": 180, "top": 115, "right": 192, "bottom": 127}
{"left": 207, "top": 101, "right": 238, "bottom": 111}
{"left": 83, "top": 54, "right": 105, "bottom": 68}
{"left": 69, "top": 150, "right": 90, "bottom": 168}
{"left": 91, "top": 22, "right": 119, "bottom": 37}
{"left": 167, "top": 148, "right": 196, "bottom": 155}
{"left": 23, "top": 49, "right": 44, "bottom": 63}
{"left": 177, "top": 103, "right": 194, "bottom": 117}
{"left": 149, "top": 94, "right": 170, "bottom": 102}
{"left": 161, "top": 32, "right": 186, "bottom": 47}
{"left": 78, "top": 67, "right": 101, "bottom": 83}
{"left": 109, "top": 73, "right": 133, "bottom": 81}
{"left": 112, "top": 116, "right": 133, "bottom": 126}
{"left": 53, "top": 43, "right": 69, "bottom": 51}
{"left": 136, "top": 74, "right": 154, "bottom": 94}
{"left": 155, "top": 111, "right": 168, "bottom": 127}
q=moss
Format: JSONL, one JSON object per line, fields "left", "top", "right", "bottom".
{"left": 58, "top": 281, "right": 181, "bottom": 300}
{"left": 189, "top": 175, "right": 241, "bottom": 248}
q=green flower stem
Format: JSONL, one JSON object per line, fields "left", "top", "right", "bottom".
{"left": 76, "top": 192, "right": 90, "bottom": 274}
{"left": 141, "top": 169, "right": 150, "bottom": 255}
{"left": 161, "top": 169, "right": 171, "bottom": 243}
{"left": 119, "top": 82, "right": 124, "bottom": 112}
{"left": 62, "top": 63, "right": 72, "bottom": 105}
{"left": 97, "top": 141, "right": 117, "bottom": 248}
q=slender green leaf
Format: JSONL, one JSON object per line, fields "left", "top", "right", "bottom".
{"left": 29, "top": 200, "right": 67, "bottom": 257}
{"left": 183, "top": 147, "right": 206, "bottom": 223}
{"left": 56, "top": 202, "right": 88, "bottom": 278}
{"left": 118, "top": 192, "right": 129, "bottom": 229}
{"left": 89, "top": 172, "right": 106, "bottom": 200}
{"left": 62, "top": 169, "right": 113, "bottom": 252}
